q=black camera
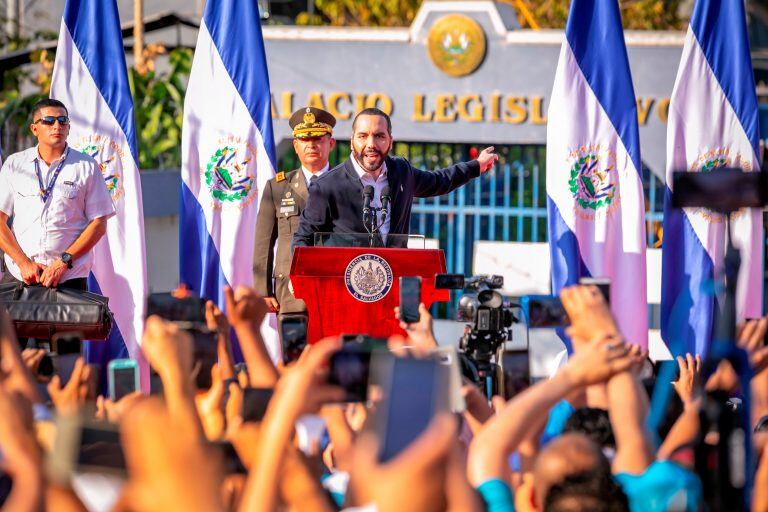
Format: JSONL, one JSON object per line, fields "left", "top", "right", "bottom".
{"left": 436, "top": 274, "right": 517, "bottom": 397}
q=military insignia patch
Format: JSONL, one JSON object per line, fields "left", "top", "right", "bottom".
{"left": 276, "top": 172, "right": 286, "bottom": 182}
{"left": 344, "top": 254, "right": 393, "bottom": 302}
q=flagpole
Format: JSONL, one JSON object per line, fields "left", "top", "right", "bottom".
{"left": 134, "top": 0, "right": 145, "bottom": 73}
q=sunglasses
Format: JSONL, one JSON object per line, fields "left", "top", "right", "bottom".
{"left": 33, "top": 115, "right": 70, "bottom": 126}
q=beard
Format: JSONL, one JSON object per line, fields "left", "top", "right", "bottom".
{"left": 352, "top": 145, "right": 388, "bottom": 173}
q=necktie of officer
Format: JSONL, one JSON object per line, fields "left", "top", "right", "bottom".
{"left": 309, "top": 174, "right": 318, "bottom": 188}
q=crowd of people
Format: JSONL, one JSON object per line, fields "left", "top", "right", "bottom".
{"left": 0, "top": 282, "right": 765, "bottom": 511}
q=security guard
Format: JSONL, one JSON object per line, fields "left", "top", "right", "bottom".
{"left": 253, "top": 106, "right": 336, "bottom": 325}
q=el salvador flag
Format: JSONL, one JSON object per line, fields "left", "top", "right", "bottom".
{"left": 661, "top": 0, "right": 763, "bottom": 357}
{"left": 180, "top": 0, "right": 278, "bottom": 360}
{"left": 50, "top": 0, "right": 149, "bottom": 381}
{"left": 546, "top": 0, "right": 648, "bottom": 349}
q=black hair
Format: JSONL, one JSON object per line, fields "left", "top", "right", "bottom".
{"left": 544, "top": 469, "right": 630, "bottom": 512}
{"left": 563, "top": 408, "right": 616, "bottom": 449}
{"left": 352, "top": 107, "right": 391, "bottom": 135}
{"left": 31, "top": 98, "right": 68, "bottom": 120}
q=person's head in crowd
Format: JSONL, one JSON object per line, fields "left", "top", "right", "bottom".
{"left": 30, "top": 98, "right": 70, "bottom": 150}
{"left": 527, "top": 433, "right": 619, "bottom": 511}
{"left": 544, "top": 468, "right": 630, "bottom": 512}
{"left": 289, "top": 106, "right": 336, "bottom": 172}
{"left": 563, "top": 407, "right": 616, "bottom": 451}
{"left": 351, "top": 107, "right": 393, "bottom": 174}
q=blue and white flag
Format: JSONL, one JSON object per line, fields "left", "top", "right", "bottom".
{"left": 661, "top": 0, "right": 763, "bottom": 356}
{"left": 180, "top": 0, "right": 277, "bottom": 359}
{"left": 50, "top": 0, "right": 148, "bottom": 376}
{"left": 546, "top": 0, "right": 648, "bottom": 349}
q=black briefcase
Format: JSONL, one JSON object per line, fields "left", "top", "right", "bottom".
{"left": 0, "top": 283, "right": 113, "bottom": 340}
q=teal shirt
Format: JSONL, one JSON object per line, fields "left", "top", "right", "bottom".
{"left": 476, "top": 478, "right": 515, "bottom": 512}
{"left": 615, "top": 461, "right": 702, "bottom": 512}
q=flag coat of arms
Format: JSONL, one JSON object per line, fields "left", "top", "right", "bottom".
{"left": 50, "top": 0, "right": 148, "bottom": 374}
{"left": 546, "top": 0, "right": 648, "bottom": 348}
{"left": 180, "top": 0, "right": 277, "bottom": 358}
{"left": 661, "top": 0, "right": 763, "bottom": 357}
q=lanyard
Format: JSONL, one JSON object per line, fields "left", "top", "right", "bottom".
{"left": 34, "top": 150, "right": 68, "bottom": 203}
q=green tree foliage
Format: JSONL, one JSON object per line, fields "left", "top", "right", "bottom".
{"left": 301, "top": 0, "right": 422, "bottom": 27}
{"left": 128, "top": 47, "right": 192, "bottom": 169}
{"left": 517, "top": 0, "right": 685, "bottom": 30}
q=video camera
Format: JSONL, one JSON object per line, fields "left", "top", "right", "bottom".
{"left": 436, "top": 274, "right": 518, "bottom": 396}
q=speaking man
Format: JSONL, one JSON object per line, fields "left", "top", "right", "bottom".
{"left": 253, "top": 106, "right": 336, "bottom": 318}
{"left": 292, "top": 108, "right": 498, "bottom": 248}
{"left": 0, "top": 99, "right": 114, "bottom": 291}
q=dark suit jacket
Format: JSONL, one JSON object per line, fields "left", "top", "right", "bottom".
{"left": 292, "top": 156, "right": 480, "bottom": 248}
{"left": 253, "top": 168, "right": 309, "bottom": 314}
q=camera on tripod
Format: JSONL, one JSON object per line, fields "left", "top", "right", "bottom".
{"left": 436, "top": 274, "right": 518, "bottom": 397}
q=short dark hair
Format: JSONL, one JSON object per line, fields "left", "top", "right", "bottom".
{"left": 352, "top": 107, "right": 391, "bottom": 135}
{"left": 563, "top": 408, "right": 616, "bottom": 449}
{"left": 544, "top": 469, "right": 630, "bottom": 512}
{"left": 32, "top": 98, "right": 68, "bottom": 121}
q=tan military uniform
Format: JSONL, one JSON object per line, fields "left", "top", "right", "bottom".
{"left": 253, "top": 168, "right": 309, "bottom": 316}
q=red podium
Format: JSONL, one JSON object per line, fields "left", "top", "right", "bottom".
{"left": 290, "top": 246, "right": 450, "bottom": 343}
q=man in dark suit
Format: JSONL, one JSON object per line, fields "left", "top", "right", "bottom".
{"left": 292, "top": 108, "right": 498, "bottom": 247}
{"left": 253, "top": 106, "right": 336, "bottom": 319}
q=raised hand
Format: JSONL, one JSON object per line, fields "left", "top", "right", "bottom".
{"left": 560, "top": 284, "right": 622, "bottom": 348}
{"left": 476, "top": 146, "right": 499, "bottom": 173}
{"left": 224, "top": 286, "right": 269, "bottom": 330}
{"left": 394, "top": 303, "right": 438, "bottom": 351}
{"left": 47, "top": 357, "right": 92, "bottom": 413}
{"left": 737, "top": 317, "right": 768, "bottom": 376}
{"left": 672, "top": 353, "right": 702, "bottom": 408}
{"left": 562, "top": 336, "right": 644, "bottom": 388}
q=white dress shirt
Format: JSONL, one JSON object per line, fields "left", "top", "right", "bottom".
{"left": 0, "top": 146, "right": 116, "bottom": 282}
{"left": 300, "top": 163, "right": 329, "bottom": 186}
{"left": 350, "top": 153, "right": 390, "bottom": 238}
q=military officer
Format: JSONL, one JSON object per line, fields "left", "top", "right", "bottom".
{"left": 253, "top": 106, "right": 336, "bottom": 324}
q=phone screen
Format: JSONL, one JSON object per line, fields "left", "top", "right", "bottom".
{"left": 280, "top": 316, "right": 307, "bottom": 365}
{"left": 379, "top": 357, "right": 445, "bottom": 462}
{"left": 78, "top": 425, "right": 126, "bottom": 472}
{"left": 399, "top": 277, "right": 421, "bottom": 323}
{"left": 523, "top": 295, "right": 569, "bottom": 328}
{"left": 241, "top": 387, "right": 274, "bottom": 422}
{"left": 328, "top": 346, "right": 373, "bottom": 402}
{"left": 501, "top": 350, "right": 530, "bottom": 399}
{"left": 434, "top": 273, "right": 465, "bottom": 289}
{"left": 111, "top": 366, "right": 137, "bottom": 401}
{"left": 190, "top": 329, "right": 218, "bottom": 389}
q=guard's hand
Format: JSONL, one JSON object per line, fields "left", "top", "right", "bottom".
{"left": 264, "top": 297, "right": 280, "bottom": 313}
{"left": 18, "top": 258, "right": 45, "bottom": 285}
{"left": 39, "top": 259, "right": 68, "bottom": 288}
{"left": 476, "top": 147, "right": 499, "bottom": 173}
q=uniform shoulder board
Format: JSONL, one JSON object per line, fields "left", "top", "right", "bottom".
{"left": 275, "top": 172, "right": 286, "bottom": 182}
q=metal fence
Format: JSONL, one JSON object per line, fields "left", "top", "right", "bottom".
{"left": 278, "top": 141, "right": 667, "bottom": 276}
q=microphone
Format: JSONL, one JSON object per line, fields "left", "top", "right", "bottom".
{"left": 362, "top": 185, "right": 374, "bottom": 227}
{"left": 380, "top": 185, "right": 391, "bottom": 223}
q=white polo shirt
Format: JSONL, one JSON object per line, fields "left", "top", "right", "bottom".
{"left": 0, "top": 146, "right": 115, "bottom": 282}
{"left": 350, "top": 153, "right": 390, "bottom": 238}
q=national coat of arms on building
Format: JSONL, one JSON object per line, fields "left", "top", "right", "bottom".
{"left": 345, "top": 254, "right": 393, "bottom": 302}
{"left": 427, "top": 14, "right": 487, "bottom": 77}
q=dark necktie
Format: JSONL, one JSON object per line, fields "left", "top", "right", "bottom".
{"left": 309, "top": 174, "right": 318, "bottom": 188}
